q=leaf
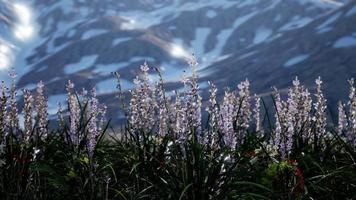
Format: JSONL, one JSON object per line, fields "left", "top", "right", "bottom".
{"left": 233, "top": 192, "right": 271, "bottom": 200}
{"left": 67, "top": 168, "right": 77, "bottom": 178}
{"left": 80, "top": 156, "right": 89, "bottom": 164}
{"left": 234, "top": 181, "right": 272, "bottom": 193}
{"left": 179, "top": 183, "right": 193, "bottom": 200}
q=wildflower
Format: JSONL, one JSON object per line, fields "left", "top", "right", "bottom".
{"left": 0, "top": 82, "right": 7, "bottom": 138}
{"left": 128, "top": 63, "right": 157, "bottom": 134}
{"left": 140, "top": 61, "right": 149, "bottom": 72}
{"left": 87, "top": 88, "right": 99, "bottom": 157}
{"left": 98, "top": 105, "right": 107, "bottom": 134}
{"left": 66, "top": 80, "right": 80, "bottom": 145}
{"left": 347, "top": 78, "right": 356, "bottom": 145}
{"left": 129, "top": 83, "right": 140, "bottom": 131}
{"left": 174, "top": 91, "right": 188, "bottom": 143}
{"left": 206, "top": 81, "right": 220, "bottom": 147}
{"left": 219, "top": 91, "right": 236, "bottom": 148}
{"left": 253, "top": 94, "right": 263, "bottom": 138}
{"left": 337, "top": 101, "right": 347, "bottom": 136}
{"left": 181, "top": 73, "right": 190, "bottom": 86}
{"left": 285, "top": 106, "right": 295, "bottom": 159}
{"left": 293, "top": 168, "right": 305, "bottom": 194}
{"left": 23, "top": 89, "right": 33, "bottom": 144}
{"left": 157, "top": 81, "right": 169, "bottom": 137}
{"left": 185, "top": 57, "right": 202, "bottom": 142}
{"left": 195, "top": 94, "right": 202, "bottom": 142}
{"left": 36, "top": 81, "right": 48, "bottom": 139}
{"left": 236, "top": 79, "right": 251, "bottom": 145}
{"left": 8, "top": 70, "right": 19, "bottom": 133}
{"left": 285, "top": 85, "right": 299, "bottom": 158}
{"left": 313, "top": 77, "right": 327, "bottom": 143}
{"left": 298, "top": 88, "right": 313, "bottom": 141}
{"left": 139, "top": 63, "right": 157, "bottom": 131}
{"left": 271, "top": 88, "right": 283, "bottom": 149}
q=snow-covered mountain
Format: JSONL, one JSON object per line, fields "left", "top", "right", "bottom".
{"left": 0, "top": 0, "right": 355, "bottom": 121}
{"left": 0, "top": 0, "right": 15, "bottom": 72}
{"left": 202, "top": 0, "right": 356, "bottom": 111}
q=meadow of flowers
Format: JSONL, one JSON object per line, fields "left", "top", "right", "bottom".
{"left": 0, "top": 59, "right": 355, "bottom": 199}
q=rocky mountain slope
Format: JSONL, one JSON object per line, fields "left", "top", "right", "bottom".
{"left": 0, "top": 0, "right": 354, "bottom": 121}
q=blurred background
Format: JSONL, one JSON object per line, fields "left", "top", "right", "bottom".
{"left": 0, "top": 0, "right": 355, "bottom": 123}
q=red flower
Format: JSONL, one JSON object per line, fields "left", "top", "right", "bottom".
{"left": 294, "top": 168, "right": 305, "bottom": 194}
{"left": 295, "top": 168, "right": 302, "bottom": 177}
{"left": 287, "top": 159, "right": 297, "bottom": 165}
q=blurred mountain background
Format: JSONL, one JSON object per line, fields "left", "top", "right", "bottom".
{"left": 0, "top": 0, "right": 355, "bottom": 122}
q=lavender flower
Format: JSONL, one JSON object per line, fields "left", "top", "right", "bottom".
{"left": 271, "top": 88, "right": 283, "bottom": 149}
{"left": 87, "top": 88, "right": 99, "bottom": 157}
{"left": 36, "top": 81, "right": 48, "bottom": 139}
{"left": 183, "top": 56, "right": 203, "bottom": 143}
{"left": 300, "top": 89, "right": 312, "bottom": 140}
{"left": 128, "top": 63, "right": 157, "bottom": 134}
{"left": 236, "top": 79, "right": 251, "bottom": 145}
{"left": 337, "top": 101, "right": 347, "bottom": 137}
{"left": 8, "top": 70, "right": 19, "bottom": 132}
{"left": 284, "top": 81, "right": 300, "bottom": 158}
{"left": 0, "top": 82, "right": 7, "bottom": 138}
{"left": 57, "top": 102, "right": 65, "bottom": 128}
{"left": 23, "top": 89, "right": 33, "bottom": 144}
{"left": 219, "top": 91, "right": 236, "bottom": 148}
{"left": 253, "top": 94, "right": 263, "bottom": 138}
{"left": 313, "top": 77, "right": 327, "bottom": 142}
{"left": 285, "top": 103, "right": 295, "bottom": 159}
{"left": 157, "top": 81, "right": 169, "bottom": 137}
{"left": 195, "top": 94, "right": 202, "bottom": 142}
{"left": 347, "top": 78, "right": 356, "bottom": 145}
{"left": 129, "top": 79, "right": 140, "bottom": 131}
{"left": 98, "top": 105, "right": 107, "bottom": 134}
{"left": 174, "top": 91, "right": 188, "bottom": 143}
{"left": 206, "top": 81, "right": 219, "bottom": 147}
{"left": 66, "top": 80, "right": 80, "bottom": 145}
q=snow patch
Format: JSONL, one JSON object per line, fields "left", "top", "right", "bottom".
{"left": 42, "top": 1, "right": 74, "bottom": 16}
{"left": 67, "top": 29, "right": 76, "bottom": 38}
{"left": 81, "top": 29, "right": 108, "bottom": 40}
{"left": 112, "top": 37, "right": 131, "bottom": 46}
{"left": 284, "top": 54, "right": 310, "bottom": 67}
{"left": 253, "top": 27, "right": 272, "bottom": 44}
{"left": 316, "top": 12, "right": 341, "bottom": 33}
{"left": 207, "top": 11, "right": 258, "bottom": 58}
{"left": 280, "top": 16, "right": 313, "bottom": 31}
{"left": 346, "top": 5, "right": 356, "bottom": 17}
{"left": 191, "top": 27, "right": 211, "bottom": 56}
{"left": 298, "top": 0, "right": 343, "bottom": 8}
{"left": 64, "top": 55, "right": 98, "bottom": 74}
{"left": 206, "top": 10, "right": 217, "bottom": 18}
{"left": 274, "top": 14, "right": 282, "bottom": 22}
{"left": 237, "top": 51, "right": 258, "bottom": 60}
{"left": 333, "top": 36, "right": 356, "bottom": 48}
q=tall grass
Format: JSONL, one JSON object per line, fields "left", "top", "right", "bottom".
{"left": 0, "top": 59, "right": 355, "bottom": 199}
